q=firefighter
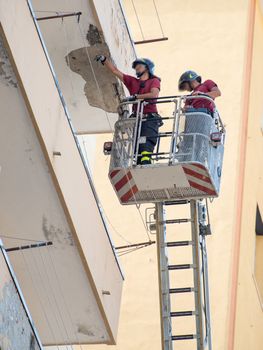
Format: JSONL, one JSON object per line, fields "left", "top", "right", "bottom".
{"left": 96, "top": 55, "right": 162, "bottom": 165}
{"left": 178, "top": 70, "right": 221, "bottom": 115}
{"left": 178, "top": 71, "right": 221, "bottom": 162}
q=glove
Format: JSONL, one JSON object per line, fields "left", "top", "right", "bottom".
{"left": 95, "top": 55, "right": 107, "bottom": 65}
{"left": 121, "top": 95, "right": 137, "bottom": 102}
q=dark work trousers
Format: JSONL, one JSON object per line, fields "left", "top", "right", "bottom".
{"left": 136, "top": 113, "right": 162, "bottom": 164}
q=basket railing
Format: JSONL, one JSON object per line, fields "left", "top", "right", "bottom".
{"left": 110, "top": 95, "right": 225, "bottom": 170}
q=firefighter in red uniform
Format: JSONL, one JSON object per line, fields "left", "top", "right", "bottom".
{"left": 178, "top": 70, "right": 221, "bottom": 115}
{"left": 178, "top": 71, "right": 222, "bottom": 161}
{"left": 96, "top": 55, "right": 162, "bottom": 165}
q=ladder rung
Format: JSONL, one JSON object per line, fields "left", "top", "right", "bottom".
{"left": 169, "top": 287, "right": 194, "bottom": 294}
{"left": 170, "top": 311, "right": 195, "bottom": 317}
{"left": 166, "top": 241, "right": 193, "bottom": 247}
{"left": 172, "top": 334, "right": 196, "bottom": 341}
{"left": 165, "top": 219, "right": 192, "bottom": 224}
{"left": 168, "top": 264, "right": 192, "bottom": 270}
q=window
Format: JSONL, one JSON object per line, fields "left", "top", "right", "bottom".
{"left": 256, "top": 205, "right": 263, "bottom": 235}
{"left": 255, "top": 204, "right": 263, "bottom": 304}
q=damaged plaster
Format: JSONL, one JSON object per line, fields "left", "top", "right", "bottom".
{"left": 0, "top": 35, "right": 18, "bottom": 89}
{"left": 66, "top": 24, "right": 124, "bottom": 113}
{"left": 86, "top": 24, "right": 103, "bottom": 46}
{"left": 0, "top": 278, "right": 41, "bottom": 349}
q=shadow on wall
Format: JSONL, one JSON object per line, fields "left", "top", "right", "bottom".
{"left": 66, "top": 24, "right": 125, "bottom": 113}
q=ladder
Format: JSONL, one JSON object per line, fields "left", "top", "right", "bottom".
{"left": 155, "top": 199, "right": 212, "bottom": 350}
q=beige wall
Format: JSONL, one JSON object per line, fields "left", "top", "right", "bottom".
{"left": 233, "top": 1, "right": 263, "bottom": 348}
{"left": 87, "top": 1, "right": 253, "bottom": 349}
{"left": 255, "top": 236, "right": 263, "bottom": 303}
{"left": 0, "top": 0, "right": 123, "bottom": 345}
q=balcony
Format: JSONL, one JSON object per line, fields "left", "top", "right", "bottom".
{"left": 0, "top": 0, "right": 129, "bottom": 346}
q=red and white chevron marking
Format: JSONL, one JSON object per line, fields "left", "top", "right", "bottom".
{"left": 182, "top": 163, "right": 216, "bottom": 196}
{"left": 109, "top": 169, "right": 138, "bottom": 203}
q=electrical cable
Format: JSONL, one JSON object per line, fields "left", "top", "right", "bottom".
{"left": 117, "top": 247, "right": 142, "bottom": 256}
{"left": 29, "top": 246, "right": 69, "bottom": 348}
{"left": 153, "top": 0, "right": 165, "bottom": 38}
{"left": 20, "top": 249, "right": 60, "bottom": 350}
{"left": 37, "top": 247, "right": 74, "bottom": 350}
{"left": 62, "top": 19, "right": 78, "bottom": 109}
{"left": 45, "top": 244, "right": 84, "bottom": 350}
{"left": 117, "top": 243, "right": 152, "bottom": 256}
{"left": 34, "top": 10, "right": 60, "bottom": 13}
{"left": 131, "top": 0, "right": 145, "bottom": 40}
{"left": 0, "top": 234, "right": 49, "bottom": 243}
{"left": 116, "top": 242, "right": 155, "bottom": 256}
{"left": 34, "top": 10, "right": 75, "bottom": 14}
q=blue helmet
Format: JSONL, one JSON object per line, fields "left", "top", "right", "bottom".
{"left": 132, "top": 58, "right": 155, "bottom": 76}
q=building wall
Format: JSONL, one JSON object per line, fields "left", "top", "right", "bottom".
{"left": 0, "top": 0, "right": 124, "bottom": 345}
{"left": 255, "top": 235, "right": 263, "bottom": 304}
{"left": 87, "top": 1, "right": 252, "bottom": 350}
{"left": 31, "top": 0, "right": 136, "bottom": 134}
{"left": 233, "top": 1, "right": 263, "bottom": 348}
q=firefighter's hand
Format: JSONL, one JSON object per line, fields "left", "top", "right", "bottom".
{"left": 191, "top": 91, "right": 202, "bottom": 96}
{"left": 121, "top": 95, "right": 137, "bottom": 102}
{"left": 95, "top": 55, "right": 107, "bottom": 65}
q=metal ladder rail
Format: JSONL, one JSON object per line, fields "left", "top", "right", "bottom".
{"left": 156, "top": 202, "right": 173, "bottom": 350}
{"left": 155, "top": 200, "right": 212, "bottom": 350}
{"left": 200, "top": 231, "right": 212, "bottom": 349}
{"left": 191, "top": 200, "right": 205, "bottom": 349}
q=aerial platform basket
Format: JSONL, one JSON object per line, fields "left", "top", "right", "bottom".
{"left": 108, "top": 95, "right": 225, "bottom": 205}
